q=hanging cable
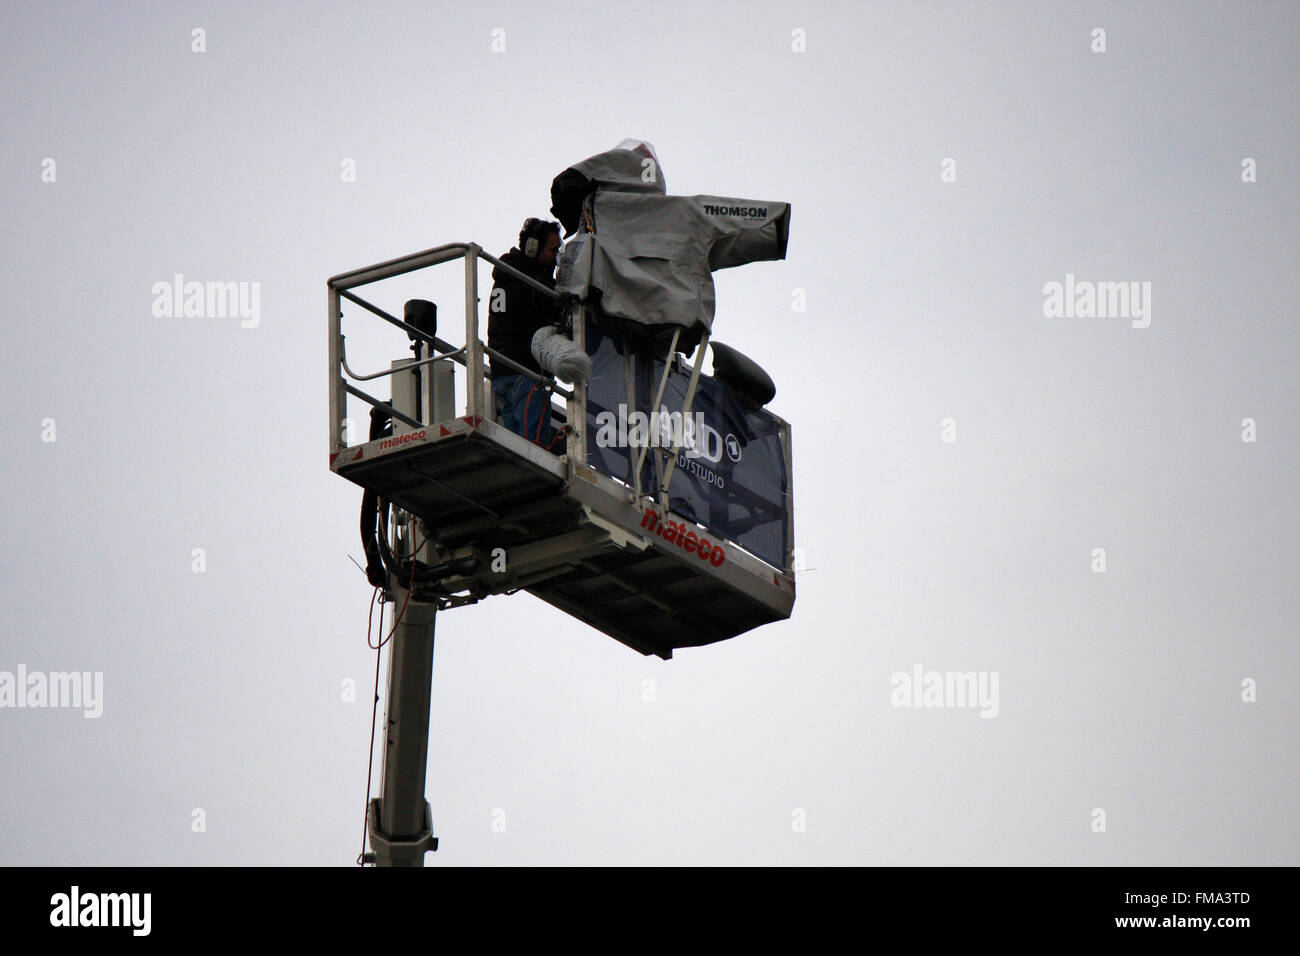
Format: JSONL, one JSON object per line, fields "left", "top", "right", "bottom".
{"left": 356, "top": 586, "right": 384, "bottom": 866}
{"left": 378, "top": 516, "right": 424, "bottom": 648}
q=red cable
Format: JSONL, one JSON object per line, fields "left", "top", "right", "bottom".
{"left": 520, "top": 378, "right": 557, "bottom": 449}
{"left": 358, "top": 586, "right": 383, "bottom": 865}
{"left": 522, "top": 384, "right": 539, "bottom": 444}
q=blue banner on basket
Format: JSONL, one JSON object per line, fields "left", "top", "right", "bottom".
{"left": 583, "top": 326, "right": 788, "bottom": 569}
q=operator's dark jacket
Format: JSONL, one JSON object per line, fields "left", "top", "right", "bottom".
{"left": 488, "top": 249, "right": 562, "bottom": 380}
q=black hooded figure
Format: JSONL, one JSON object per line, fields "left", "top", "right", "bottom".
{"left": 488, "top": 217, "right": 564, "bottom": 450}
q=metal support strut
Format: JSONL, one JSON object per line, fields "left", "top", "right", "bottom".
{"left": 366, "top": 580, "right": 440, "bottom": 866}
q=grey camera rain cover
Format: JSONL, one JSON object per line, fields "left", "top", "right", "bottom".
{"left": 552, "top": 141, "right": 790, "bottom": 344}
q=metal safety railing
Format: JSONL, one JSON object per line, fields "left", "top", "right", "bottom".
{"left": 328, "top": 242, "right": 580, "bottom": 454}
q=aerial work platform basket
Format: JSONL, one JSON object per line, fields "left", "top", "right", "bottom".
{"left": 328, "top": 242, "right": 794, "bottom": 659}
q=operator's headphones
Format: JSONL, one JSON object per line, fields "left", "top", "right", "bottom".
{"left": 520, "top": 217, "right": 560, "bottom": 258}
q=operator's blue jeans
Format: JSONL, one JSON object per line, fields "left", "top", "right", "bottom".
{"left": 493, "top": 374, "right": 555, "bottom": 450}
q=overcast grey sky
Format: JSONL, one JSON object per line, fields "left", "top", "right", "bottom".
{"left": 1, "top": 0, "right": 1296, "bottom": 865}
